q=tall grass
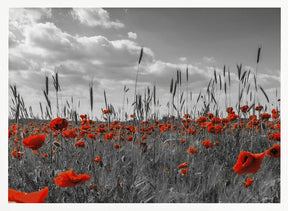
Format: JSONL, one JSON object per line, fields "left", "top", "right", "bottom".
{"left": 8, "top": 47, "right": 280, "bottom": 203}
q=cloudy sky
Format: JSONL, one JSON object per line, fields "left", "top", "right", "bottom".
{"left": 9, "top": 8, "right": 280, "bottom": 119}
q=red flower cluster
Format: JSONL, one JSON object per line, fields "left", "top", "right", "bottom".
{"left": 103, "top": 109, "right": 111, "bottom": 114}
{"left": 260, "top": 113, "right": 271, "bottom": 120}
{"left": 126, "top": 136, "right": 133, "bottom": 142}
{"left": 186, "top": 147, "right": 197, "bottom": 154}
{"left": 75, "top": 141, "right": 85, "bottom": 148}
{"left": 62, "top": 130, "right": 78, "bottom": 139}
{"left": 202, "top": 140, "right": 213, "bottom": 149}
{"left": 255, "top": 105, "right": 263, "bottom": 111}
{"left": 105, "top": 132, "right": 115, "bottom": 141}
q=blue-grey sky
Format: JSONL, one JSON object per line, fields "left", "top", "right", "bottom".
{"left": 9, "top": 8, "right": 280, "bottom": 119}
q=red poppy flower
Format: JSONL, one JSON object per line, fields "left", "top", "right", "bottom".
{"left": 105, "top": 132, "right": 114, "bottom": 141}
{"left": 180, "top": 138, "right": 186, "bottom": 143}
{"left": 23, "top": 134, "right": 46, "bottom": 151}
{"left": 11, "top": 147, "right": 25, "bottom": 160}
{"left": 75, "top": 141, "right": 85, "bottom": 148}
{"left": 272, "top": 112, "right": 280, "bottom": 119}
{"left": 160, "top": 126, "right": 168, "bottom": 133}
{"left": 260, "top": 113, "right": 271, "bottom": 120}
{"left": 183, "top": 113, "right": 190, "bottom": 118}
{"left": 62, "top": 130, "right": 78, "bottom": 139}
{"left": 211, "top": 117, "right": 221, "bottom": 124}
{"left": 178, "top": 162, "right": 188, "bottom": 169}
{"left": 187, "top": 147, "right": 197, "bottom": 154}
{"left": 255, "top": 105, "right": 263, "bottom": 111}
{"left": 249, "top": 115, "right": 257, "bottom": 120}
{"left": 8, "top": 187, "right": 49, "bottom": 203}
{"left": 233, "top": 151, "right": 265, "bottom": 174}
{"left": 181, "top": 168, "right": 187, "bottom": 176}
{"left": 240, "top": 105, "right": 249, "bottom": 113}
{"left": 242, "top": 177, "right": 254, "bottom": 187}
{"left": 87, "top": 133, "right": 96, "bottom": 140}
{"left": 266, "top": 145, "right": 280, "bottom": 158}
{"left": 42, "top": 153, "right": 48, "bottom": 158}
{"left": 126, "top": 136, "right": 133, "bottom": 142}
{"left": 94, "top": 156, "right": 101, "bottom": 162}
{"left": 227, "top": 107, "right": 233, "bottom": 114}
{"left": 114, "top": 144, "right": 121, "bottom": 149}
{"left": 207, "top": 124, "right": 216, "bottom": 134}
{"left": 103, "top": 109, "right": 111, "bottom": 114}
{"left": 8, "top": 129, "right": 12, "bottom": 138}
{"left": 228, "top": 113, "right": 239, "bottom": 121}
{"left": 54, "top": 169, "right": 90, "bottom": 187}
{"left": 202, "top": 140, "right": 213, "bottom": 149}
{"left": 201, "top": 122, "right": 211, "bottom": 128}
{"left": 272, "top": 132, "right": 280, "bottom": 141}
{"left": 80, "top": 125, "right": 91, "bottom": 132}
{"left": 11, "top": 148, "right": 17, "bottom": 158}
{"left": 207, "top": 113, "right": 214, "bottom": 119}
{"left": 196, "top": 116, "right": 207, "bottom": 124}
{"left": 187, "top": 128, "right": 196, "bottom": 135}
{"left": 80, "top": 114, "right": 87, "bottom": 120}
{"left": 50, "top": 117, "right": 68, "bottom": 131}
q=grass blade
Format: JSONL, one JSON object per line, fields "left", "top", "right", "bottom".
{"left": 138, "top": 47, "right": 144, "bottom": 64}
{"left": 170, "top": 78, "right": 174, "bottom": 94}
{"left": 257, "top": 46, "right": 261, "bottom": 64}
{"left": 214, "top": 69, "right": 217, "bottom": 84}
{"left": 259, "top": 85, "right": 270, "bottom": 103}
{"left": 104, "top": 90, "right": 107, "bottom": 109}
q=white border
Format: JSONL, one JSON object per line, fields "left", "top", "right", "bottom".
{"left": 1, "top": 1, "right": 287, "bottom": 211}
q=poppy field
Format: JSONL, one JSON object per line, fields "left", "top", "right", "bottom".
{"left": 8, "top": 48, "right": 280, "bottom": 203}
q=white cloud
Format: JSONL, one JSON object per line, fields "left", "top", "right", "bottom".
{"left": 179, "top": 57, "right": 187, "bottom": 62}
{"left": 128, "top": 32, "right": 137, "bottom": 40}
{"left": 9, "top": 31, "right": 20, "bottom": 47}
{"left": 24, "top": 22, "right": 73, "bottom": 52}
{"left": 71, "top": 8, "right": 124, "bottom": 29}
{"left": 203, "top": 56, "right": 216, "bottom": 63}
{"left": 257, "top": 73, "right": 280, "bottom": 89}
{"left": 9, "top": 8, "right": 51, "bottom": 30}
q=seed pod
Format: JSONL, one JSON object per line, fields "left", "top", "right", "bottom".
{"left": 53, "top": 141, "right": 61, "bottom": 148}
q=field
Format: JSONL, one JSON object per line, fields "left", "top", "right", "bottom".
{"left": 8, "top": 48, "right": 281, "bottom": 203}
